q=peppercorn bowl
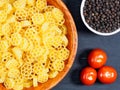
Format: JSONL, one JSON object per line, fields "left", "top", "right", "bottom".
{"left": 81, "top": 0, "right": 120, "bottom": 36}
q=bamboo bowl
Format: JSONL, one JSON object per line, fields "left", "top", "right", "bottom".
{"left": 0, "top": 0, "right": 77, "bottom": 90}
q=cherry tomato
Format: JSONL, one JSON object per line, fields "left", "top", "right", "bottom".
{"left": 80, "top": 67, "right": 97, "bottom": 85}
{"left": 88, "top": 48, "right": 107, "bottom": 68}
{"left": 98, "top": 66, "right": 117, "bottom": 84}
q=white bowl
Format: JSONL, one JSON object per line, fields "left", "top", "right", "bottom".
{"left": 80, "top": 0, "right": 120, "bottom": 36}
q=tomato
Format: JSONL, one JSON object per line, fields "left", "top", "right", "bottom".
{"left": 98, "top": 66, "right": 117, "bottom": 84}
{"left": 80, "top": 67, "right": 97, "bottom": 85}
{"left": 88, "top": 48, "right": 107, "bottom": 68}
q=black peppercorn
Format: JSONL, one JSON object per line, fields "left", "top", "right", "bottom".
{"left": 83, "top": 0, "right": 120, "bottom": 33}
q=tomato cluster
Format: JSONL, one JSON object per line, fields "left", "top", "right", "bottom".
{"left": 80, "top": 48, "right": 117, "bottom": 85}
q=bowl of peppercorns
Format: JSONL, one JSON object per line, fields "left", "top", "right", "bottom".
{"left": 81, "top": 0, "right": 120, "bottom": 36}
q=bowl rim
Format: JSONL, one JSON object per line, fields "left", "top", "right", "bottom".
{"left": 80, "top": 0, "right": 120, "bottom": 36}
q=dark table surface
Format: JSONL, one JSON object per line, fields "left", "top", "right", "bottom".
{"left": 53, "top": 0, "right": 120, "bottom": 90}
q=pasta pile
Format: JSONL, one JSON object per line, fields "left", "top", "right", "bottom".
{"left": 0, "top": 0, "right": 70, "bottom": 90}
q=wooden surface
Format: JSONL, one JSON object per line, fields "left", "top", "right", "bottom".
{"left": 0, "top": 0, "right": 78, "bottom": 90}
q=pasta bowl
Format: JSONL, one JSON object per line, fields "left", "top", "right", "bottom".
{"left": 0, "top": 0, "right": 77, "bottom": 90}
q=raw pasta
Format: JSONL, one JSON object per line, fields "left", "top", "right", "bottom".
{"left": 0, "top": 0, "right": 70, "bottom": 90}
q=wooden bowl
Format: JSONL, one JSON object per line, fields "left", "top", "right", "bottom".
{"left": 0, "top": 0, "right": 77, "bottom": 90}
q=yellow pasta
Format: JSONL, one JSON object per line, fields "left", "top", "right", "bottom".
{"left": 26, "top": 0, "right": 35, "bottom": 6}
{"left": 12, "top": 47, "right": 23, "bottom": 59}
{"left": 13, "top": 75, "right": 23, "bottom": 85}
{"left": 49, "top": 49, "right": 59, "bottom": 61}
{"left": 58, "top": 47, "right": 70, "bottom": 61}
{"left": 44, "top": 11, "right": 56, "bottom": 25}
{"left": 25, "top": 39, "right": 34, "bottom": 51}
{"left": 13, "top": 84, "right": 23, "bottom": 90}
{"left": 15, "top": 8, "right": 28, "bottom": 21}
{"left": 0, "top": 10, "right": 7, "bottom": 23}
{"left": 21, "top": 20, "right": 31, "bottom": 28}
{"left": 40, "top": 22, "right": 50, "bottom": 32}
{"left": 20, "top": 62, "right": 33, "bottom": 79}
{"left": 8, "top": 68, "right": 20, "bottom": 78}
{"left": 1, "top": 52, "right": 13, "bottom": 63}
{"left": 61, "top": 35, "right": 68, "bottom": 47}
{"left": 13, "top": 75, "right": 24, "bottom": 90}
{"left": 4, "top": 77, "right": 15, "bottom": 89}
{"left": 37, "top": 72, "right": 48, "bottom": 83}
{"left": 58, "top": 25, "right": 67, "bottom": 35}
{"left": 24, "top": 27, "right": 38, "bottom": 39}
{"left": 48, "top": 70, "right": 58, "bottom": 78}
{"left": 13, "top": 0, "right": 26, "bottom": 9}
{"left": 36, "top": 0, "right": 47, "bottom": 11}
{"left": 0, "top": 0, "right": 8, "bottom": 7}
{"left": 27, "top": 6, "right": 40, "bottom": 18}
{"left": 0, "top": 67, "right": 7, "bottom": 83}
{"left": 19, "top": 37, "right": 28, "bottom": 51}
{"left": 0, "top": 40, "right": 9, "bottom": 52}
{"left": 32, "top": 13, "right": 45, "bottom": 25}
{"left": 2, "top": 23, "right": 12, "bottom": 36}
{"left": 23, "top": 80, "right": 32, "bottom": 88}
{"left": 10, "top": 33, "right": 22, "bottom": 46}
{"left": 6, "top": 15, "right": 16, "bottom": 23}
{"left": 4, "top": 3, "right": 13, "bottom": 14}
{"left": 10, "top": 21, "right": 22, "bottom": 33}
{"left": 5, "top": 58, "right": 19, "bottom": 69}
{"left": 25, "top": 52, "right": 36, "bottom": 62}
{"left": 52, "top": 60, "right": 65, "bottom": 71}
{"left": 30, "top": 46, "right": 45, "bottom": 58}
{"left": 43, "top": 5, "right": 55, "bottom": 12}
{"left": 52, "top": 7, "right": 64, "bottom": 25}
{"left": 33, "top": 76, "right": 38, "bottom": 87}
{"left": 33, "top": 62, "right": 45, "bottom": 75}
{"left": 0, "top": 0, "right": 70, "bottom": 89}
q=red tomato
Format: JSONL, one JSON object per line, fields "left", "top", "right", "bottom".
{"left": 88, "top": 48, "right": 107, "bottom": 68}
{"left": 98, "top": 66, "right": 117, "bottom": 84}
{"left": 80, "top": 67, "right": 97, "bottom": 85}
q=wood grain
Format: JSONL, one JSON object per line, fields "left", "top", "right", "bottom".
{"left": 0, "top": 0, "right": 78, "bottom": 90}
